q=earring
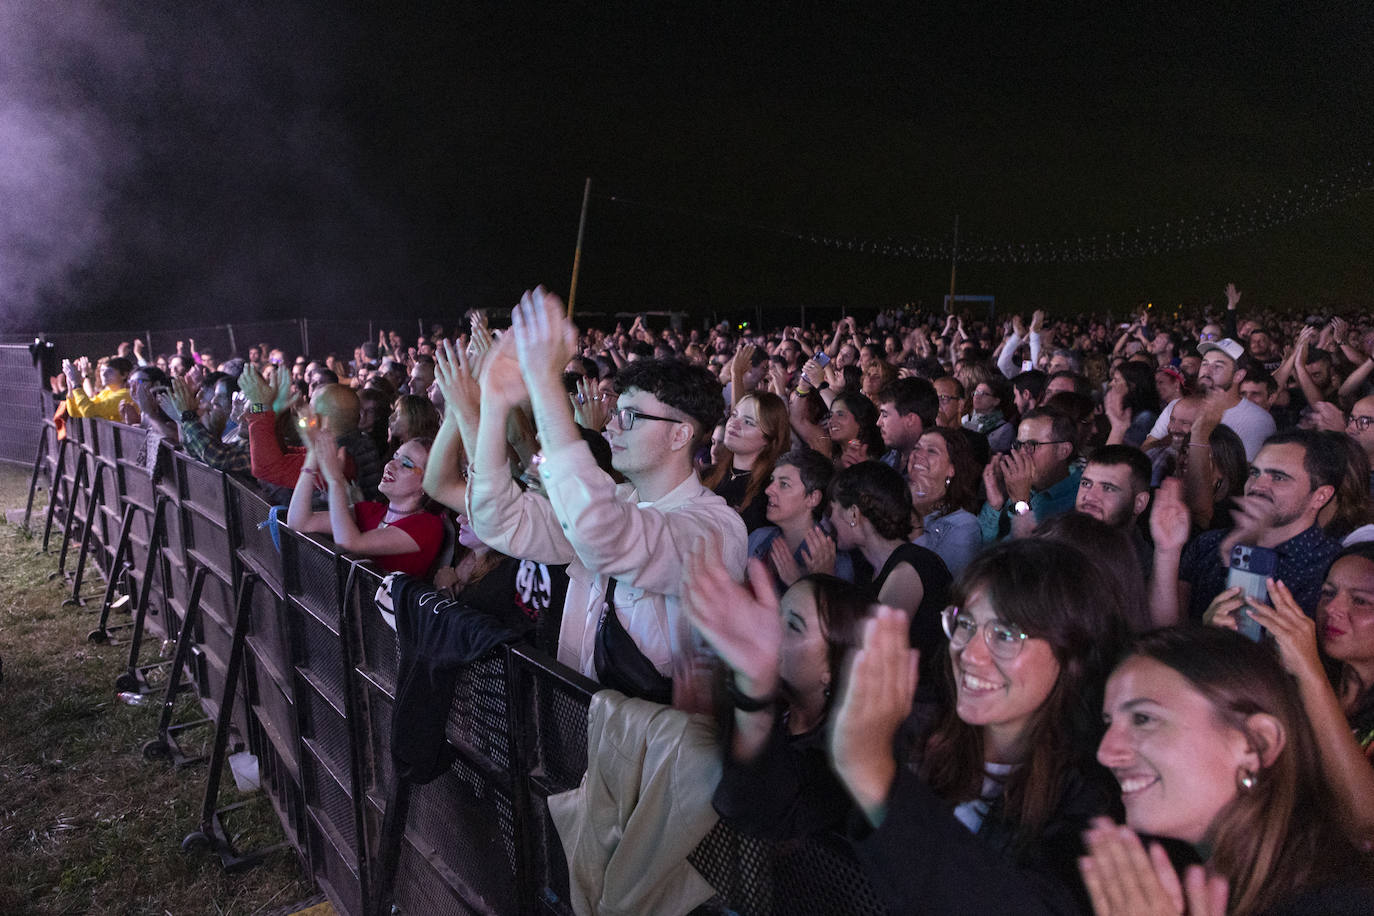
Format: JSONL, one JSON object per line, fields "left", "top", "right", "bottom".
{"left": 1236, "top": 767, "right": 1257, "bottom": 792}
{"left": 945, "top": 477, "right": 953, "bottom": 487}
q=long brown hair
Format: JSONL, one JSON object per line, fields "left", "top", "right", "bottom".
{"left": 920, "top": 539, "right": 1128, "bottom": 845}
{"left": 704, "top": 392, "right": 791, "bottom": 514}
{"left": 1123, "top": 627, "right": 1367, "bottom": 915}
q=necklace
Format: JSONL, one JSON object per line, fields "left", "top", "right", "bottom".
{"left": 728, "top": 465, "right": 751, "bottom": 481}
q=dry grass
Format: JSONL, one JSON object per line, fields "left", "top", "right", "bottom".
{"left": 0, "top": 462, "right": 315, "bottom": 916}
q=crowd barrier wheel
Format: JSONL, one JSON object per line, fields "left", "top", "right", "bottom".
{"left": 181, "top": 831, "right": 211, "bottom": 855}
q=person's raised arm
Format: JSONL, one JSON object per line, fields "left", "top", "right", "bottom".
{"left": 681, "top": 544, "right": 782, "bottom": 762}
{"left": 1340, "top": 355, "right": 1374, "bottom": 402}
{"left": 1273, "top": 326, "right": 1313, "bottom": 394}
{"left": 286, "top": 427, "right": 332, "bottom": 535}
{"left": 425, "top": 337, "right": 480, "bottom": 511}
{"left": 512, "top": 288, "right": 582, "bottom": 455}
{"left": 1148, "top": 478, "right": 1191, "bottom": 627}
{"left": 1247, "top": 579, "right": 1374, "bottom": 850}
{"left": 996, "top": 315, "right": 1026, "bottom": 379}
{"left": 1293, "top": 342, "right": 1328, "bottom": 407}
{"left": 310, "top": 425, "right": 420, "bottom": 556}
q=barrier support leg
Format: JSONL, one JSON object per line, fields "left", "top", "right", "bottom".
{"left": 143, "top": 564, "right": 210, "bottom": 768}
{"left": 180, "top": 572, "right": 285, "bottom": 873}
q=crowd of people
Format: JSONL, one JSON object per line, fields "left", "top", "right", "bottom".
{"left": 53, "top": 283, "right": 1374, "bottom": 912}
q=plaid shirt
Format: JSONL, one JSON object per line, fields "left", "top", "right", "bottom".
{"left": 179, "top": 418, "right": 251, "bottom": 475}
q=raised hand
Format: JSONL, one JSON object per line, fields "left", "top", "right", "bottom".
{"left": 510, "top": 287, "right": 577, "bottom": 385}
{"left": 271, "top": 365, "right": 300, "bottom": 414}
{"left": 1080, "top": 818, "right": 1229, "bottom": 916}
{"left": 1243, "top": 578, "right": 1325, "bottom": 682}
{"left": 829, "top": 606, "right": 916, "bottom": 824}
{"left": 435, "top": 338, "right": 481, "bottom": 424}
{"left": 476, "top": 323, "right": 527, "bottom": 408}
{"left": 982, "top": 456, "right": 1007, "bottom": 511}
{"left": 572, "top": 376, "right": 609, "bottom": 430}
{"left": 1104, "top": 387, "right": 1132, "bottom": 432}
{"left": 1149, "top": 478, "right": 1191, "bottom": 553}
{"left": 1001, "top": 449, "right": 1034, "bottom": 505}
{"left": 768, "top": 536, "right": 802, "bottom": 587}
{"left": 238, "top": 363, "right": 273, "bottom": 407}
{"left": 1225, "top": 282, "right": 1241, "bottom": 310}
{"left": 1011, "top": 314, "right": 1027, "bottom": 339}
{"left": 1030, "top": 309, "right": 1046, "bottom": 334}
{"left": 681, "top": 543, "right": 782, "bottom": 696}
{"left": 801, "top": 526, "right": 836, "bottom": 576}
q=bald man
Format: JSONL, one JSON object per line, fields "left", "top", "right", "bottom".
{"left": 241, "top": 369, "right": 382, "bottom": 500}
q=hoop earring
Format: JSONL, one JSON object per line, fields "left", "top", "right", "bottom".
{"left": 1236, "top": 767, "right": 1257, "bottom": 792}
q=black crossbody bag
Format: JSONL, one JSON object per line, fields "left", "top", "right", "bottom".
{"left": 593, "top": 578, "right": 673, "bottom": 705}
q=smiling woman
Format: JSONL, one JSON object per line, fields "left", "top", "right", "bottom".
{"left": 825, "top": 538, "right": 1130, "bottom": 915}
{"left": 1086, "top": 627, "right": 1374, "bottom": 914}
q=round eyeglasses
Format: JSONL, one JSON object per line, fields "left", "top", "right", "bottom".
{"left": 941, "top": 606, "right": 1030, "bottom": 660}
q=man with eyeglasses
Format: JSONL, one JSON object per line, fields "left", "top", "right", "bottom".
{"left": 1345, "top": 395, "right": 1374, "bottom": 493}
{"left": 465, "top": 288, "right": 746, "bottom": 712}
{"left": 978, "top": 407, "right": 1080, "bottom": 541}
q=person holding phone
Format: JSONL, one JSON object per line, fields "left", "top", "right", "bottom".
{"left": 1152, "top": 430, "right": 1343, "bottom": 626}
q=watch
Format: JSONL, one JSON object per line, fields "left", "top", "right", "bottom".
{"left": 250, "top": 403, "right": 270, "bottom": 414}
{"left": 1011, "top": 500, "right": 1032, "bottom": 517}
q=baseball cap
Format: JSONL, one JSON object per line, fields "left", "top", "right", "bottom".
{"left": 1197, "top": 338, "right": 1244, "bottom": 362}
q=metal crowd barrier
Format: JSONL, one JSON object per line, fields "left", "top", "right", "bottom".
{"left": 27, "top": 417, "right": 886, "bottom": 916}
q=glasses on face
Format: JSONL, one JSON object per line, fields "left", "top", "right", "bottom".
{"left": 941, "top": 607, "right": 1030, "bottom": 660}
{"left": 937, "top": 395, "right": 961, "bottom": 405}
{"left": 1199, "top": 332, "right": 1219, "bottom": 342}
{"left": 1348, "top": 415, "right": 1374, "bottom": 432}
{"left": 973, "top": 388, "right": 996, "bottom": 399}
{"left": 1012, "top": 439, "right": 1067, "bottom": 453}
{"left": 612, "top": 407, "right": 680, "bottom": 430}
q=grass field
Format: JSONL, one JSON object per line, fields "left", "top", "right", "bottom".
{"left": 0, "top": 462, "right": 317, "bottom": 916}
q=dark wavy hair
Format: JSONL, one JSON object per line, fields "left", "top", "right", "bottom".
{"left": 829, "top": 460, "right": 912, "bottom": 540}
{"left": 921, "top": 538, "right": 1129, "bottom": 848}
{"left": 616, "top": 358, "right": 724, "bottom": 445}
{"left": 1113, "top": 361, "right": 1162, "bottom": 417}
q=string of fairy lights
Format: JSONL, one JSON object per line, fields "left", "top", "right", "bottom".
{"left": 602, "top": 160, "right": 1374, "bottom": 264}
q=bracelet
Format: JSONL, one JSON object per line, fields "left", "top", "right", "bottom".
{"left": 1188, "top": 442, "right": 1211, "bottom": 450}
{"left": 796, "top": 385, "right": 812, "bottom": 396}
{"left": 727, "top": 675, "right": 776, "bottom": 713}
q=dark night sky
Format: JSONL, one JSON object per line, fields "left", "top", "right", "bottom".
{"left": 4, "top": 1, "right": 1374, "bottom": 334}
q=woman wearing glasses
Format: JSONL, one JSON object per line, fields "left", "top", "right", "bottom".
{"left": 828, "top": 538, "right": 1129, "bottom": 914}
{"left": 288, "top": 428, "right": 443, "bottom": 578}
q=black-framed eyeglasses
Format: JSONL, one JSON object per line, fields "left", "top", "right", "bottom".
{"left": 1348, "top": 415, "right": 1374, "bottom": 432}
{"left": 937, "top": 395, "right": 961, "bottom": 404}
{"left": 612, "top": 407, "right": 680, "bottom": 430}
{"left": 941, "top": 607, "right": 1030, "bottom": 660}
{"left": 1012, "top": 439, "right": 1068, "bottom": 453}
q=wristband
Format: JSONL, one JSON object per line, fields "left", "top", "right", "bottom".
{"left": 796, "top": 385, "right": 812, "bottom": 396}
{"left": 726, "top": 675, "right": 776, "bottom": 713}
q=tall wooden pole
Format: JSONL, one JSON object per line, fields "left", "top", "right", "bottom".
{"left": 946, "top": 215, "right": 959, "bottom": 314}
{"left": 567, "top": 178, "right": 592, "bottom": 318}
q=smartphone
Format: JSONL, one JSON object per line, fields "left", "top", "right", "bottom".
{"left": 1226, "top": 545, "right": 1278, "bottom": 642}
{"left": 813, "top": 351, "right": 831, "bottom": 367}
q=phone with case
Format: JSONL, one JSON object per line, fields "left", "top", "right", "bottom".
{"left": 1226, "top": 544, "right": 1278, "bottom": 642}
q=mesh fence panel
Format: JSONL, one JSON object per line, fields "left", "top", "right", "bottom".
{"left": 446, "top": 651, "right": 511, "bottom": 774}
{"left": 292, "top": 599, "right": 347, "bottom": 707}
{"left": 303, "top": 742, "right": 359, "bottom": 854}
{"left": 307, "top": 811, "right": 364, "bottom": 916}
{"left": 298, "top": 671, "right": 353, "bottom": 786}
